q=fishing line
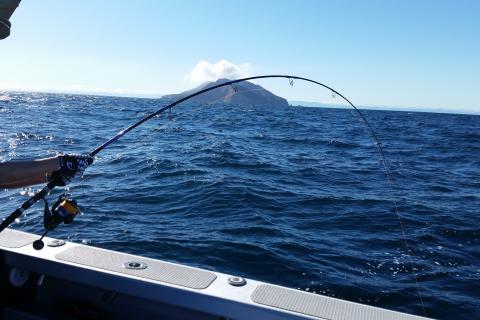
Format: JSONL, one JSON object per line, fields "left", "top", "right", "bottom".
{"left": 0, "top": 75, "right": 426, "bottom": 315}
{"left": 101, "top": 76, "right": 426, "bottom": 314}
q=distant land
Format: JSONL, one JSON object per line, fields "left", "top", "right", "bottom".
{"left": 161, "top": 79, "right": 289, "bottom": 107}
{"left": 290, "top": 100, "right": 480, "bottom": 115}
{"left": 160, "top": 79, "right": 478, "bottom": 115}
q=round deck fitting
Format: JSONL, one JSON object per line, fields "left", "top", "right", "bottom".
{"left": 123, "top": 261, "right": 147, "bottom": 270}
{"left": 228, "top": 276, "right": 246, "bottom": 286}
{"left": 47, "top": 239, "right": 66, "bottom": 247}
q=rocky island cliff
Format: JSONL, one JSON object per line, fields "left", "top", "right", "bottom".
{"left": 161, "top": 78, "right": 289, "bottom": 107}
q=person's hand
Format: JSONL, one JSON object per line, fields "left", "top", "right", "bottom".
{"left": 50, "top": 154, "right": 94, "bottom": 186}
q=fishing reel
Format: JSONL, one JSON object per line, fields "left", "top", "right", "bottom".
{"left": 32, "top": 194, "right": 81, "bottom": 250}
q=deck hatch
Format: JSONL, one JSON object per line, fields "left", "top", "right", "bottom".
{"left": 251, "top": 284, "right": 427, "bottom": 320}
{"left": 56, "top": 246, "right": 216, "bottom": 290}
{"left": 0, "top": 229, "right": 38, "bottom": 248}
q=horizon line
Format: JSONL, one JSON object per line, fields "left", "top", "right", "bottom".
{"left": 1, "top": 88, "right": 478, "bottom": 116}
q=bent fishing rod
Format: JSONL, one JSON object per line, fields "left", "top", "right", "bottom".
{"left": 0, "top": 75, "right": 385, "bottom": 242}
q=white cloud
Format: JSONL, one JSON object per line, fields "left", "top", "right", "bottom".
{"left": 185, "top": 60, "right": 251, "bottom": 83}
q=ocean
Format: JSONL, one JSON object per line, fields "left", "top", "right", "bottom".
{"left": 0, "top": 91, "right": 479, "bottom": 319}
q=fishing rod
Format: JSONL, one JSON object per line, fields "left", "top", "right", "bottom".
{"left": 0, "top": 75, "right": 383, "bottom": 243}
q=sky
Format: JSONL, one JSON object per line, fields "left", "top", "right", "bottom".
{"left": 0, "top": 0, "right": 479, "bottom": 114}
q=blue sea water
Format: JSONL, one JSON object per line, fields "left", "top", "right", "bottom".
{"left": 0, "top": 91, "right": 479, "bottom": 319}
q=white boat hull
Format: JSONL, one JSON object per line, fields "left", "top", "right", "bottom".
{"left": 0, "top": 229, "right": 431, "bottom": 320}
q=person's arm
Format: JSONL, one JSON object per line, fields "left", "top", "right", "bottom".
{"left": 0, "top": 157, "right": 59, "bottom": 189}
{"left": 0, "top": 154, "right": 93, "bottom": 189}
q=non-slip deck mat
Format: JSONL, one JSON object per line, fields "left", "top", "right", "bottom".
{"left": 251, "top": 284, "right": 429, "bottom": 320}
{"left": 56, "top": 246, "right": 216, "bottom": 290}
{"left": 0, "top": 229, "right": 38, "bottom": 248}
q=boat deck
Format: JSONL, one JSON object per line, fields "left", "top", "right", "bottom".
{"left": 0, "top": 229, "right": 432, "bottom": 320}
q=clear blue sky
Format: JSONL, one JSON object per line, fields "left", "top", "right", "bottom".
{"left": 1, "top": 0, "right": 479, "bottom": 113}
